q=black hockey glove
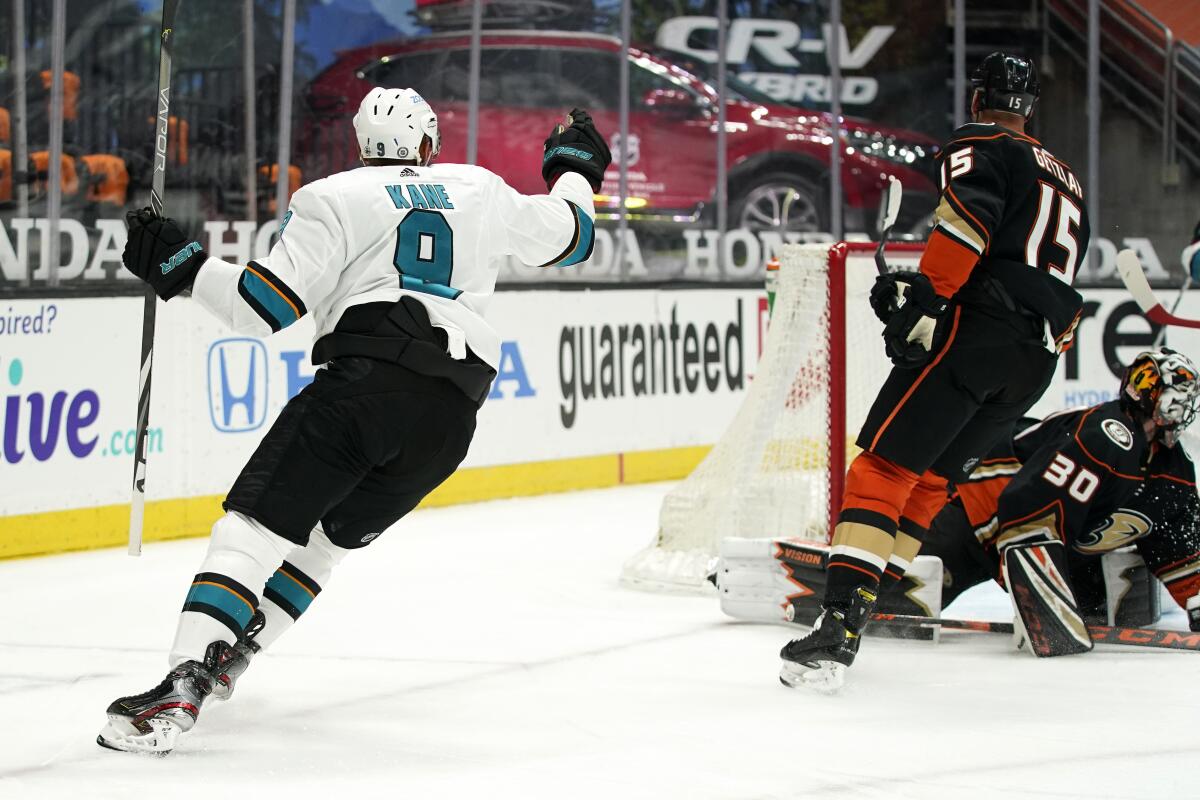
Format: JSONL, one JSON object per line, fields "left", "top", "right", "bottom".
{"left": 1188, "top": 602, "right": 1200, "bottom": 632}
{"left": 869, "top": 272, "right": 905, "bottom": 324}
{"left": 542, "top": 108, "right": 612, "bottom": 193}
{"left": 122, "top": 208, "right": 207, "bottom": 301}
{"left": 879, "top": 271, "right": 950, "bottom": 367}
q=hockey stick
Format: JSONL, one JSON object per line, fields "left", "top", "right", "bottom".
{"left": 1153, "top": 276, "right": 1192, "bottom": 347}
{"left": 870, "top": 613, "right": 1011, "bottom": 634}
{"left": 874, "top": 175, "right": 903, "bottom": 276}
{"left": 128, "top": 0, "right": 181, "bottom": 557}
{"left": 1116, "top": 248, "right": 1200, "bottom": 330}
{"left": 869, "top": 612, "right": 1200, "bottom": 652}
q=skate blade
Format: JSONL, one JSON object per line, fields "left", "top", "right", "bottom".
{"left": 96, "top": 716, "right": 183, "bottom": 755}
{"left": 779, "top": 659, "right": 846, "bottom": 694}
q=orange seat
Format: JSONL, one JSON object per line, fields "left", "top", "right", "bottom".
{"left": 0, "top": 149, "right": 11, "bottom": 203}
{"left": 40, "top": 70, "right": 81, "bottom": 121}
{"left": 259, "top": 164, "right": 303, "bottom": 213}
{"left": 81, "top": 153, "right": 130, "bottom": 205}
{"left": 30, "top": 150, "right": 79, "bottom": 196}
{"left": 0, "top": 107, "right": 10, "bottom": 145}
{"left": 147, "top": 115, "right": 190, "bottom": 166}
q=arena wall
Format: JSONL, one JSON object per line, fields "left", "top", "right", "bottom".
{"left": 0, "top": 285, "right": 1189, "bottom": 559}
{"left": 0, "top": 288, "right": 762, "bottom": 558}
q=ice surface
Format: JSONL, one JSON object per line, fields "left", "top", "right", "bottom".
{"left": 1, "top": 483, "right": 1197, "bottom": 799}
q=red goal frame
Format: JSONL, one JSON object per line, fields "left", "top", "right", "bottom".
{"left": 826, "top": 241, "right": 925, "bottom": 536}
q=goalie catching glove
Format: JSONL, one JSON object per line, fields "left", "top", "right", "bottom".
{"left": 870, "top": 271, "right": 950, "bottom": 367}
{"left": 542, "top": 108, "right": 612, "bottom": 193}
{"left": 122, "top": 208, "right": 207, "bottom": 301}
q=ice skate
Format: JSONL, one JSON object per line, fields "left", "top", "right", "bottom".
{"left": 779, "top": 587, "right": 875, "bottom": 693}
{"left": 97, "top": 640, "right": 230, "bottom": 755}
{"left": 211, "top": 610, "right": 265, "bottom": 702}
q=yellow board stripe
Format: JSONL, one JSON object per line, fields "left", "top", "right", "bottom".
{"left": 0, "top": 446, "right": 711, "bottom": 561}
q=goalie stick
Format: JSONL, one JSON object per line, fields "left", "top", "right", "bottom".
{"left": 1117, "top": 248, "right": 1200, "bottom": 330}
{"left": 869, "top": 613, "right": 1200, "bottom": 652}
{"left": 128, "top": 0, "right": 182, "bottom": 557}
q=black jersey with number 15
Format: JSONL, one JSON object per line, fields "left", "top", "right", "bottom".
{"left": 918, "top": 122, "right": 1090, "bottom": 351}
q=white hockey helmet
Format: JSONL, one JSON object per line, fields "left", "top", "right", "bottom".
{"left": 1121, "top": 347, "right": 1200, "bottom": 446}
{"left": 352, "top": 86, "right": 440, "bottom": 164}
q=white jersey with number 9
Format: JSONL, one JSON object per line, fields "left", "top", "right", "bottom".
{"left": 191, "top": 165, "right": 596, "bottom": 368}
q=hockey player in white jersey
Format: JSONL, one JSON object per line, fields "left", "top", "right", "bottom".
{"left": 97, "top": 88, "right": 610, "bottom": 754}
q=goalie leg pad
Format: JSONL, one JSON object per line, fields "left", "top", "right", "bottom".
{"left": 714, "top": 537, "right": 943, "bottom": 641}
{"left": 713, "top": 538, "right": 829, "bottom": 626}
{"left": 1101, "top": 550, "right": 1161, "bottom": 627}
{"left": 1003, "top": 540, "right": 1093, "bottom": 657}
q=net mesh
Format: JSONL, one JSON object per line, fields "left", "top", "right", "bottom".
{"left": 620, "top": 242, "right": 922, "bottom": 593}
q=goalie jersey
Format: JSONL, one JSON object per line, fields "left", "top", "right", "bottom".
{"left": 956, "top": 402, "right": 1200, "bottom": 617}
{"left": 191, "top": 166, "right": 596, "bottom": 369}
{"left": 921, "top": 122, "right": 1090, "bottom": 350}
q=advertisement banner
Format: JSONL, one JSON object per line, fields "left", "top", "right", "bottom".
{"left": 1, "top": 214, "right": 1177, "bottom": 288}
{"left": 2, "top": 285, "right": 1195, "bottom": 522}
{"left": 1032, "top": 288, "right": 1200, "bottom": 417}
{"left": 0, "top": 288, "right": 765, "bottom": 519}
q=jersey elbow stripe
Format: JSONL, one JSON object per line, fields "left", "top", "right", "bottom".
{"left": 238, "top": 261, "right": 307, "bottom": 333}
{"left": 541, "top": 201, "right": 595, "bottom": 268}
{"left": 938, "top": 193, "right": 987, "bottom": 253}
{"left": 1155, "top": 555, "right": 1200, "bottom": 584}
{"left": 935, "top": 218, "right": 983, "bottom": 255}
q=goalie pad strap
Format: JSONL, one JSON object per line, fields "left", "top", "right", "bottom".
{"left": 1003, "top": 540, "right": 1093, "bottom": 657}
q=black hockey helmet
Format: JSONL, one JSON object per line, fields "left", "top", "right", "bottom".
{"left": 1120, "top": 348, "right": 1200, "bottom": 446}
{"left": 970, "top": 52, "right": 1039, "bottom": 120}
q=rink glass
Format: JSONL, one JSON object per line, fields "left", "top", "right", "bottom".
{"left": 0, "top": 1, "right": 1196, "bottom": 293}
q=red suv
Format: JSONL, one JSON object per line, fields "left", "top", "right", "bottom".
{"left": 301, "top": 31, "right": 938, "bottom": 234}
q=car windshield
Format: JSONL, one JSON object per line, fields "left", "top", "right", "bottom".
{"left": 712, "top": 72, "right": 779, "bottom": 105}
{"left": 643, "top": 49, "right": 782, "bottom": 106}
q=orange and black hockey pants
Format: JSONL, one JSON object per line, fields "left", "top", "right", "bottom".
{"left": 824, "top": 305, "right": 1057, "bottom": 609}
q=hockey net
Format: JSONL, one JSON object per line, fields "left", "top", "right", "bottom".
{"left": 621, "top": 241, "right": 924, "bottom": 593}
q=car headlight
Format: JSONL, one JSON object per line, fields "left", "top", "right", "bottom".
{"left": 847, "top": 129, "right": 938, "bottom": 179}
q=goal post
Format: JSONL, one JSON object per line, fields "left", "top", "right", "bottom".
{"left": 621, "top": 241, "right": 924, "bottom": 593}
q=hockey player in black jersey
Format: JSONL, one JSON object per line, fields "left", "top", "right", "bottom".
{"left": 781, "top": 52, "right": 1090, "bottom": 689}
{"left": 881, "top": 348, "right": 1200, "bottom": 637}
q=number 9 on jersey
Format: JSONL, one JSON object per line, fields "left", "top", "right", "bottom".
{"left": 394, "top": 209, "right": 460, "bottom": 299}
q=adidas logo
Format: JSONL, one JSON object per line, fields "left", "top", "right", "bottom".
{"left": 398, "top": 167, "right": 419, "bottom": 177}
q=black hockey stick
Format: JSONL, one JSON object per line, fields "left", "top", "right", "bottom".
{"left": 869, "top": 612, "right": 1200, "bottom": 652}
{"left": 874, "top": 175, "right": 903, "bottom": 276}
{"left": 128, "top": 0, "right": 181, "bottom": 557}
{"left": 1117, "top": 248, "right": 1200, "bottom": 330}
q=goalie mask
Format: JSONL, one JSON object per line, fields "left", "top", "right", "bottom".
{"left": 1120, "top": 348, "right": 1200, "bottom": 446}
{"left": 353, "top": 86, "right": 440, "bottom": 164}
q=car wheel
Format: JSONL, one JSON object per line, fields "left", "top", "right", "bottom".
{"left": 731, "top": 173, "right": 825, "bottom": 233}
